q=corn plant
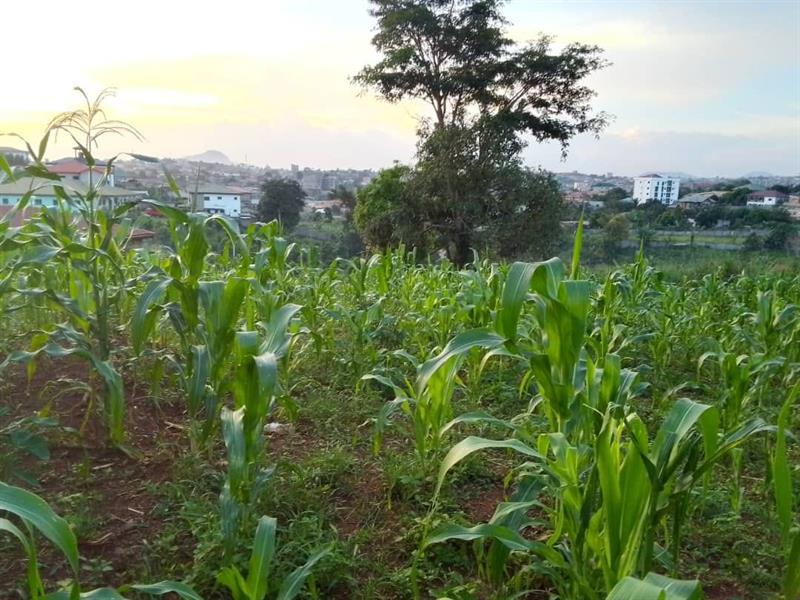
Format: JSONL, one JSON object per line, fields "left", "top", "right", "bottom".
{"left": 217, "top": 515, "right": 331, "bottom": 600}
{"left": 746, "top": 290, "right": 800, "bottom": 360}
{"left": 295, "top": 264, "right": 338, "bottom": 360}
{"left": 697, "top": 346, "right": 783, "bottom": 511}
{"left": 0, "top": 323, "right": 127, "bottom": 445}
{"left": 0, "top": 480, "right": 198, "bottom": 599}
{"left": 588, "top": 270, "right": 644, "bottom": 364}
{"left": 495, "top": 258, "right": 597, "bottom": 440}
{"left": 0, "top": 408, "right": 57, "bottom": 486}
{"left": 427, "top": 392, "right": 772, "bottom": 599}
{"left": 422, "top": 249, "right": 779, "bottom": 595}
{"left": 365, "top": 327, "right": 505, "bottom": 469}
{"left": 247, "top": 220, "right": 296, "bottom": 300}
{"left": 328, "top": 296, "right": 390, "bottom": 375}
{"left": 220, "top": 303, "right": 301, "bottom": 551}
{"left": 772, "top": 382, "right": 800, "bottom": 600}
{"left": 0, "top": 89, "right": 147, "bottom": 444}
{"left": 132, "top": 202, "right": 249, "bottom": 441}
{"left": 456, "top": 258, "right": 502, "bottom": 329}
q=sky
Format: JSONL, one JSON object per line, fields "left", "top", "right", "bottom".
{"left": 2, "top": 0, "right": 798, "bottom": 177}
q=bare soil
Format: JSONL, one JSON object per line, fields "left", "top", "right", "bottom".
{"left": 0, "top": 357, "right": 187, "bottom": 593}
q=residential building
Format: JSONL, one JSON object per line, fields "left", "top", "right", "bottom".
{"left": 632, "top": 174, "right": 680, "bottom": 205}
{"left": 589, "top": 182, "right": 616, "bottom": 195}
{"left": 128, "top": 228, "right": 157, "bottom": 248}
{"left": 188, "top": 185, "right": 244, "bottom": 217}
{"left": 746, "top": 190, "right": 788, "bottom": 207}
{"left": 46, "top": 156, "right": 115, "bottom": 186}
{"left": 303, "top": 198, "right": 346, "bottom": 215}
{"left": 321, "top": 173, "right": 338, "bottom": 191}
{"left": 0, "top": 177, "right": 145, "bottom": 211}
{"left": 677, "top": 191, "right": 724, "bottom": 209}
{"left": 564, "top": 191, "right": 591, "bottom": 205}
{"left": 783, "top": 195, "right": 800, "bottom": 220}
{"left": 300, "top": 170, "right": 323, "bottom": 196}
{"left": 0, "top": 146, "right": 29, "bottom": 166}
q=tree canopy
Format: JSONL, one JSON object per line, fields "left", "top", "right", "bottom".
{"left": 354, "top": 165, "right": 427, "bottom": 251}
{"left": 354, "top": 0, "right": 608, "bottom": 263}
{"left": 257, "top": 178, "right": 306, "bottom": 231}
{"left": 355, "top": 0, "right": 609, "bottom": 150}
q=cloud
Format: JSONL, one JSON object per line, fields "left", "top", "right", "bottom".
{"left": 2, "top": 0, "right": 796, "bottom": 174}
{"left": 525, "top": 130, "right": 800, "bottom": 177}
{"left": 130, "top": 119, "right": 415, "bottom": 169}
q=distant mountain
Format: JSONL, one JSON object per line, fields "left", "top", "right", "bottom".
{"left": 744, "top": 171, "right": 773, "bottom": 178}
{"left": 181, "top": 150, "right": 232, "bottom": 165}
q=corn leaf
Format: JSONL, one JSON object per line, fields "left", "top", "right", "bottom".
{"left": 570, "top": 212, "right": 584, "bottom": 280}
{"left": 46, "top": 588, "right": 127, "bottom": 600}
{"left": 247, "top": 516, "right": 278, "bottom": 600}
{"left": 0, "top": 482, "right": 79, "bottom": 575}
{"left": 417, "top": 329, "right": 505, "bottom": 394}
{"left": 783, "top": 529, "right": 800, "bottom": 599}
{"left": 131, "top": 278, "right": 171, "bottom": 354}
{"left": 496, "top": 261, "right": 536, "bottom": 342}
{"left": 131, "top": 581, "right": 203, "bottom": 600}
{"left": 436, "top": 436, "right": 542, "bottom": 496}
{"left": 774, "top": 382, "right": 799, "bottom": 542}
{"left": 606, "top": 573, "right": 703, "bottom": 600}
{"left": 275, "top": 544, "right": 331, "bottom": 600}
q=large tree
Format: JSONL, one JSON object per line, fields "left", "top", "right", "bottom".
{"left": 354, "top": 164, "right": 429, "bottom": 251}
{"left": 354, "top": 0, "right": 609, "bottom": 263}
{"left": 258, "top": 178, "right": 306, "bottom": 231}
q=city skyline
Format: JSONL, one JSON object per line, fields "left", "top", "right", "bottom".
{"left": 3, "top": 0, "right": 799, "bottom": 176}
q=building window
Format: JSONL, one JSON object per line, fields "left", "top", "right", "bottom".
{"left": 1, "top": 198, "right": 7, "bottom": 204}
{"left": 217, "top": 196, "right": 222, "bottom": 200}
{"left": 204, "top": 196, "right": 210, "bottom": 201}
{"left": 73, "top": 175, "right": 79, "bottom": 180}
{"left": 34, "top": 198, "right": 42, "bottom": 206}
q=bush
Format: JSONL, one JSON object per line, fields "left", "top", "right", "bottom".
{"left": 742, "top": 232, "right": 762, "bottom": 252}
{"left": 604, "top": 214, "right": 630, "bottom": 248}
{"left": 763, "top": 223, "right": 793, "bottom": 251}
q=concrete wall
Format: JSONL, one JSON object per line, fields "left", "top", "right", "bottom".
{"left": 201, "top": 193, "right": 241, "bottom": 217}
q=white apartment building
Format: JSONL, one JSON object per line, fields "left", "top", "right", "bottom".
{"left": 189, "top": 186, "right": 243, "bottom": 217}
{"left": 632, "top": 174, "right": 680, "bottom": 205}
{"left": 0, "top": 146, "right": 29, "bottom": 164}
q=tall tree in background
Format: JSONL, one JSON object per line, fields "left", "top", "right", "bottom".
{"left": 328, "top": 185, "right": 357, "bottom": 221}
{"left": 328, "top": 185, "right": 365, "bottom": 256}
{"left": 354, "top": 0, "right": 609, "bottom": 263}
{"left": 258, "top": 178, "right": 306, "bottom": 231}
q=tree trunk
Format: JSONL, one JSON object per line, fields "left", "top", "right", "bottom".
{"left": 447, "top": 220, "right": 472, "bottom": 266}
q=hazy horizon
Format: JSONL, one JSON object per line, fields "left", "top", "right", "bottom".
{"left": 4, "top": 0, "right": 799, "bottom": 177}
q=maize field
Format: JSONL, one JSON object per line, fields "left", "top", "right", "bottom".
{"left": 0, "top": 128, "right": 799, "bottom": 600}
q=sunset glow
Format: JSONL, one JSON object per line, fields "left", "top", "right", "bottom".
{"left": 3, "top": 0, "right": 798, "bottom": 174}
